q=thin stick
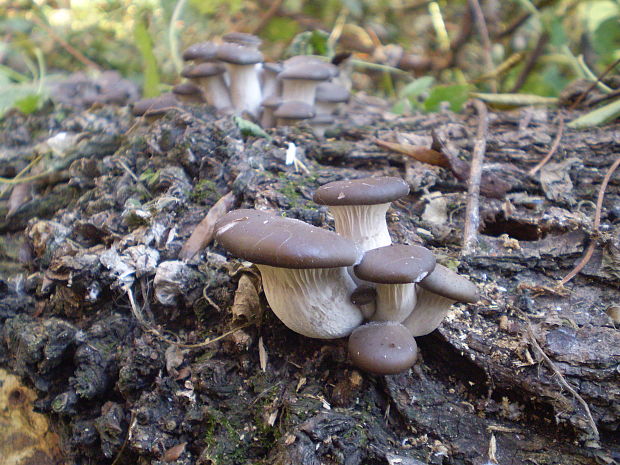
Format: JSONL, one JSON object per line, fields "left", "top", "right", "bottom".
{"left": 468, "top": 0, "right": 495, "bottom": 92}
{"left": 528, "top": 114, "right": 564, "bottom": 176}
{"left": 510, "top": 31, "right": 549, "bottom": 93}
{"left": 30, "top": 13, "right": 101, "bottom": 70}
{"left": 558, "top": 155, "right": 620, "bottom": 286}
{"left": 516, "top": 308, "right": 599, "bottom": 440}
{"left": 462, "top": 99, "right": 488, "bottom": 256}
{"left": 0, "top": 154, "right": 43, "bottom": 197}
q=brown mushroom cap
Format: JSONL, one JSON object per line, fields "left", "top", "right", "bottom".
{"left": 215, "top": 209, "right": 360, "bottom": 269}
{"left": 418, "top": 264, "right": 479, "bottom": 303}
{"left": 131, "top": 93, "right": 177, "bottom": 116}
{"left": 181, "top": 63, "right": 226, "bottom": 79}
{"left": 273, "top": 101, "right": 315, "bottom": 120}
{"left": 182, "top": 41, "right": 219, "bottom": 62}
{"left": 348, "top": 321, "right": 418, "bottom": 374}
{"left": 316, "top": 82, "right": 350, "bottom": 103}
{"left": 354, "top": 244, "right": 436, "bottom": 284}
{"left": 216, "top": 43, "right": 263, "bottom": 65}
{"left": 313, "top": 176, "right": 409, "bottom": 206}
{"left": 280, "top": 62, "right": 334, "bottom": 81}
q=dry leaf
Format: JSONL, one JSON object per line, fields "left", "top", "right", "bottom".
{"left": 231, "top": 273, "right": 261, "bottom": 322}
{"left": 165, "top": 345, "right": 184, "bottom": 375}
{"left": 179, "top": 191, "right": 236, "bottom": 260}
{"left": 163, "top": 442, "right": 187, "bottom": 462}
{"left": 374, "top": 138, "right": 450, "bottom": 167}
{"left": 6, "top": 182, "right": 32, "bottom": 218}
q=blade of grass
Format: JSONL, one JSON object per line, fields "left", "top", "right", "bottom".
{"left": 134, "top": 10, "right": 161, "bottom": 98}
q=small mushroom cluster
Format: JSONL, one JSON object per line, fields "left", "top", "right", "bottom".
{"left": 133, "top": 32, "right": 350, "bottom": 136}
{"left": 214, "top": 177, "right": 479, "bottom": 375}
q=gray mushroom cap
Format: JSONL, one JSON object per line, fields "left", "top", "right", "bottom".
{"left": 348, "top": 321, "right": 418, "bottom": 374}
{"left": 313, "top": 176, "right": 409, "bottom": 206}
{"left": 222, "top": 32, "right": 262, "bottom": 48}
{"left": 182, "top": 41, "right": 219, "bottom": 62}
{"left": 216, "top": 43, "right": 263, "bottom": 65}
{"left": 354, "top": 245, "right": 435, "bottom": 284}
{"left": 419, "top": 264, "right": 479, "bottom": 302}
{"left": 280, "top": 62, "right": 334, "bottom": 81}
{"left": 172, "top": 82, "right": 203, "bottom": 96}
{"left": 263, "top": 62, "right": 283, "bottom": 74}
{"left": 273, "top": 101, "right": 315, "bottom": 120}
{"left": 261, "top": 95, "right": 283, "bottom": 109}
{"left": 181, "top": 63, "right": 226, "bottom": 79}
{"left": 215, "top": 209, "right": 360, "bottom": 269}
{"left": 283, "top": 56, "right": 339, "bottom": 76}
{"left": 316, "top": 82, "right": 350, "bottom": 103}
{"left": 131, "top": 93, "right": 177, "bottom": 116}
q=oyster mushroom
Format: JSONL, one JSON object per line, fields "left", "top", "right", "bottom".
{"left": 354, "top": 244, "right": 436, "bottom": 322}
{"left": 215, "top": 209, "right": 364, "bottom": 339}
{"left": 313, "top": 176, "right": 409, "bottom": 252}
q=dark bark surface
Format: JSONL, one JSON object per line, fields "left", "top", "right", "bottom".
{"left": 0, "top": 93, "right": 618, "bottom": 465}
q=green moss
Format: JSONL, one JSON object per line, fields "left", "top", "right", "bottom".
{"left": 190, "top": 179, "right": 219, "bottom": 204}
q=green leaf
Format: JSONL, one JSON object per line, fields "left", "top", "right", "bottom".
{"left": 424, "top": 84, "right": 470, "bottom": 112}
{"left": 286, "top": 30, "right": 333, "bottom": 57}
{"left": 471, "top": 92, "right": 558, "bottom": 106}
{"left": 593, "top": 16, "right": 620, "bottom": 63}
{"left": 263, "top": 17, "right": 300, "bottom": 42}
{"left": 400, "top": 76, "right": 435, "bottom": 98}
{"left": 568, "top": 98, "right": 620, "bottom": 129}
{"left": 14, "top": 93, "right": 42, "bottom": 114}
{"left": 234, "top": 116, "right": 271, "bottom": 140}
{"left": 133, "top": 11, "right": 161, "bottom": 98}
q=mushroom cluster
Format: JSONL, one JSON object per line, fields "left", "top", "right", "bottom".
{"left": 214, "top": 176, "right": 479, "bottom": 375}
{"left": 133, "top": 33, "right": 350, "bottom": 136}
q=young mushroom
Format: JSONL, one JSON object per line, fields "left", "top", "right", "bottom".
{"left": 348, "top": 321, "right": 418, "bottom": 374}
{"left": 313, "top": 176, "right": 410, "bottom": 252}
{"left": 273, "top": 100, "right": 315, "bottom": 127}
{"left": 216, "top": 43, "right": 263, "bottom": 117}
{"left": 402, "top": 264, "right": 479, "bottom": 337}
{"left": 131, "top": 93, "right": 178, "bottom": 123}
{"left": 315, "top": 82, "right": 350, "bottom": 115}
{"left": 172, "top": 82, "right": 205, "bottom": 104}
{"left": 279, "top": 62, "right": 333, "bottom": 105}
{"left": 182, "top": 41, "right": 219, "bottom": 63}
{"left": 354, "top": 244, "right": 435, "bottom": 323}
{"left": 181, "top": 63, "right": 232, "bottom": 112}
{"left": 215, "top": 209, "right": 364, "bottom": 339}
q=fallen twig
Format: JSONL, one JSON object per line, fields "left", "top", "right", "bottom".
{"left": 373, "top": 138, "right": 450, "bottom": 167}
{"left": 179, "top": 191, "right": 237, "bottom": 260}
{"left": 515, "top": 307, "right": 600, "bottom": 440}
{"left": 528, "top": 114, "right": 565, "bottom": 176}
{"left": 558, "top": 155, "right": 620, "bottom": 287}
{"left": 462, "top": 99, "right": 488, "bottom": 256}
{"left": 468, "top": 0, "right": 495, "bottom": 92}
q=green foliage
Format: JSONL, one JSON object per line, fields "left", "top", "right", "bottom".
{"left": 568, "top": 98, "right": 620, "bottom": 129}
{"left": 263, "top": 17, "right": 300, "bottom": 43}
{"left": 189, "top": 0, "right": 244, "bottom": 15}
{"left": 133, "top": 10, "right": 160, "bottom": 98}
{"left": 234, "top": 116, "right": 271, "bottom": 140}
{"left": 424, "top": 84, "right": 470, "bottom": 112}
{"left": 286, "top": 30, "right": 333, "bottom": 57}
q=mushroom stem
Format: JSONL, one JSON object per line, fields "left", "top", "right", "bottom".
{"left": 227, "top": 63, "right": 262, "bottom": 117}
{"left": 402, "top": 287, "right": 454, "bottom": 337}
{"left": 281, "top": 80, "right": 318, "bottom": 105}
{"left": 371, "top": 283, "right": 417, "bottom": 323}
{"left": 198, "top": 75, "right": 232, "bottom": 111}
{"left": 257, "top": 264, "right": 362, "bottom": 339}
{"left": 328, "top": 204, "right": 392, "bottom": 251}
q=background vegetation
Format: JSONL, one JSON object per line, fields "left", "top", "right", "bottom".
{"left": 1, "top": 0, "right": 619, "bottom": 116}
